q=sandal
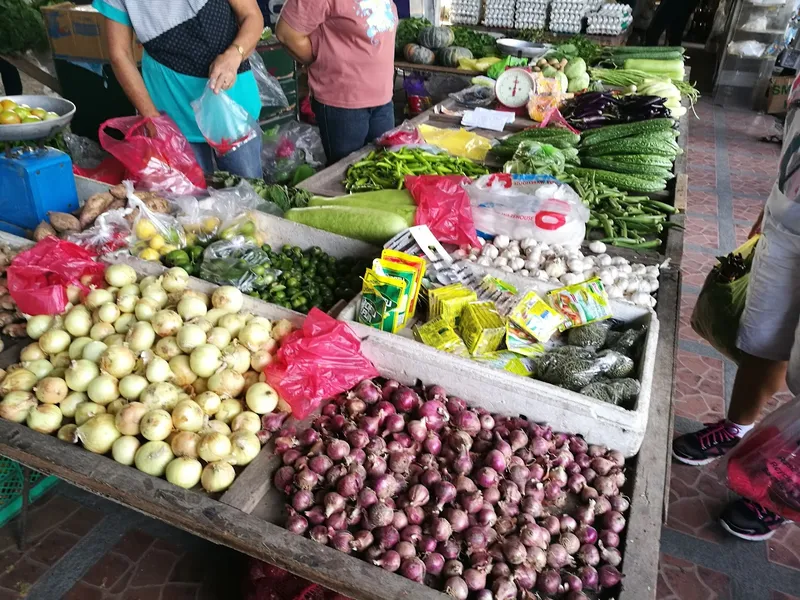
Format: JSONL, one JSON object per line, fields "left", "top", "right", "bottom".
{"left": 761, "top": 134, "right": 782, "bottom": 144}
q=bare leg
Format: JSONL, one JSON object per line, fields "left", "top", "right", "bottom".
{"left": 727, "top": 353, "right": 787, "bottom": 425}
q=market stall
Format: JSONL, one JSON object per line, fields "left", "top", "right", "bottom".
{"left": 0, "top": 24, "right": 698, "bottom": 600}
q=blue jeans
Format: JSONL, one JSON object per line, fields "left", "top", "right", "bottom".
{"left": 190, "top": 135, "right": 263, "bottom": 178}
{"left": 312, "top": 99, "right": 395, "bottom": 164}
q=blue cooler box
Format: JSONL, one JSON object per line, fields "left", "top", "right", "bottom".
{"left": 0, "top": 149, "right": 79, "bottom": 237}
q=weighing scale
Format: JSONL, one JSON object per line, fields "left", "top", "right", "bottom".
{"left": 0, "top": 95, "right": 79, "bottom": 237}
{"left": 494, "top": 67, "right": 536, "bottom": 116}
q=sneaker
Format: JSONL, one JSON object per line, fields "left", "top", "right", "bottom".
{"left": 719, "top": 499, "right": 788, "bottom": 541}
{"left": 672, "top": 420, "right": 743, "bottom": 466}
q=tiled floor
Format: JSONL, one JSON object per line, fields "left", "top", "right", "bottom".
{"left": 1, "top": 99, "right": 799, "bottom": 599}
{"left": 658, "top": 100, "right": 800, "bottom": 599}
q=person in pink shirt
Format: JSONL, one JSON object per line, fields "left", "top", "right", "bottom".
{"left": 276, "top": 0, "right": 398, "bottom": 164}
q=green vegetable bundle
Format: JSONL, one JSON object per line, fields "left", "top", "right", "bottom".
{"left": 452, "top": 26, "right": 498, "bottom": 59}
{"left": 490, "top": 126, "right": 580, "bottom": 162}
{"left": 207, "top": 171, "right": 311, "bottom": 212}
{"left": 0, "top": 0, "right": 47, "bottom": 53}
{"left": 503, "top": 141, "right": 567, "bottom": 177}
{"left": 343, "top": 148, "right": 489, "bottom": 192}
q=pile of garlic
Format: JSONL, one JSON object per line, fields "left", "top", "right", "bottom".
{"left": 456, "top": 236, "right": 660, "bottom": 308}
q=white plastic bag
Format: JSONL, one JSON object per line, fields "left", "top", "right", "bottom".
{"left": 466, "top": 174, "right": 590, "bottom": 247}
{"left": 249, "top": 52, "right": 290, "bottom": 108}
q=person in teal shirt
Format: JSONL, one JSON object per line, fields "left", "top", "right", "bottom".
{"left": 93, "top": 0, "right": 265, "bottom": 177}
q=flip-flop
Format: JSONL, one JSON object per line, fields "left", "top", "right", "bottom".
{"left": 761, "top": 134, "right": 782, "bottom": 144}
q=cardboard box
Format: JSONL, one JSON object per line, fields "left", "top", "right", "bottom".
{"left": 767, "top": 75, "right": 793, "bottom": 115}
{"left": 41, "top": 3, "right": 143, "bottom": 63}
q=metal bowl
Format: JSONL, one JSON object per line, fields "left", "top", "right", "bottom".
{"left": 0, "top": 95, "right": 76, "bottom": 142}
{"left": 496, "top": 39, "right": 552, "bottom": 60}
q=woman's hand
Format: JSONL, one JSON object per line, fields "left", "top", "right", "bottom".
{"left": 209, "top": 47, "right": 243, "bottom": 93}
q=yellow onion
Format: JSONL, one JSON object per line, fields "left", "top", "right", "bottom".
{"left": 230, "top": 431, "right": 261, "bottom": 466}
{"left": 222, "top": 343, "right": 251, "bottom": 374}
{"left": 198, "top": 432, "right": 231, "bottom": 462}
{"left": 211, "top": 286, "right": 243, "bottom": 314}
{"left": 189, "top": 344, "right": 222, "bottom": 378}
{"left": 115, "top": 401, "right": 148, "bottom": 435}
{"left": 27, "top": 404, "right": 63, "bottom": 434}
{"left": 64, "top": 306, "right": 92, "bottom": 337}
{"left": 204, "top": 420, "right": 231, "bottom": 436}
{"left": 177, "top": 296, "right": 208, "bottom": 321}
{"left": 140, "top": 382, "right": 181, "bottom": 412}
{"left": 65, "top": 360, "right": 100, "bottom": 392}
{"left": 81, "top": 341, "right": 108, "bottom": 363}
{"left": 162, "top": 267, "right": 189, "bottom": 293}
{"left": 171, "top": 431, "right": 201, "bottom": 458}
{"left": 231, "top": 411, "right": 261, "bottom": 434}
{"left": 111, "top": 435, "right": 140, "bottom": 465}
{"left": 90, "top": 322, "right": 115, "bottom": 341}
{"left": 126, "top": 322, "right": 156, "bottom": 353}
{"left": 105, "top": 264, "right": 137, "bottom": 287}
{"left": 107, "top": 398, "right": 127, "bottom": 415}
{"left": 77, "top": 413, "right": 120, "bottom": 453}
{"left": 85, "top": 288, "right": 114, "bottom": 309}
{"left": 68, "top": 337, "right": 93, "bottom": 360}
{"left": 166, "top": 457, "right": 203, "bottom": 489}
{"left": 177, "top": 324, "right": 207, "bottom": 353}
{"left": 0, "top": 368, "right": 37, "bottom": 394}
{"left": 270, "top": 319, "right": 295, "bottom": 343}
{"left": 39, "top": 328, "right": 71, "bottom": 355}
{"left": 135, "top": 298, "right": 159, "bottom": 322}
{"left": 152, "top": 310, "right": 182, "bottom": 337}
{"left": 201, "top": 461, "right": 235, "bottom": 492}
{"left": 99, "top": 346, "right": 137, "bottom": 378}
{"left": 169, "top": 355, "right": 197, "bottom": 387}
{"left": 206, "top": 327, "right": 232, "bottom": 350}
{"left": 74, "top": 401, "right": 106, "bottom": 426}
{"left": 194, "top": 391, "right": 221, "bottom": 416}
{"left": 87, "top": 374, "right": 119, "bottom": 406}
{"left": 97, "top": 302, "right": 121, "bottom": 324}
{"left": 134, "top": 440, "right": 174, "bottom": 476}
{"left": 214, "top": 398, "right": 243, "bottom": 424}
{"left": 114, "top": 313, "right": 136, "bottom": 334}
{"left": 208, "top": 369, "right": 245, "bottom": 399}
{"left": 35, "top": 376, "right": 68, "bottom": 404}
{"left": 119, "top": 374, "right": 148, "bottom": 400}
{"left": 60, "top": 391, "right": 88, "bottom": 418}
{"left": 145, "top": 355, "right": 172, "bottom": 383}
{"left": 171, "top": 400, "right": 205, "bottom": 432}
{"left": 140, "top": 409, "right": 174, "bottom": 441}
{"left": 154, "top": 336, "right": 182, "bottom": 361}
{"left": 20, "top": 343, "right": 47, "bottom": 362}
{"left": 23, "top": 359, "right": 54, "bottom": 380}
{"left": 58, "top": 423, "right": 79, "bottom": 444}
{"left": 26, "top": 315, "right": 54, "bottom": 340}
{"left": 0, "top": 391, "right": 37, "bottom": 422}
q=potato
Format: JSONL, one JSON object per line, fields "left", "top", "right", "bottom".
{"left": 79, "top": 192, "right": 114, "bottom": 229}
{"left": 48, "top": 212, "right": 81, "bottom": 233}
{"left": 33, "top": 221, "right": 57, "bottom": 241}
{"left": 106, "top": 197, "right": 126, "bottom": 212}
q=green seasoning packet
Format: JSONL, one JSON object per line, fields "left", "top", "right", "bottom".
{"left": 414, "top": 316, "right": 470, "bottom": 357}
{"left": 358, "top": 269, "right": 408, "bottom": 333}
{"left": 373, "top": 258, "right": 417, "bottom": 329}
{"left": 473, "top": 351, "right": 535, "bottom": 377}
{"left": 548, "top": 277, "right": 613, "bottom": 331}
{"left": 508, "top": 290, "right": 566, "bottom": 342}
{"left": 506, "top": 321, "right": 548, "bottom": 358}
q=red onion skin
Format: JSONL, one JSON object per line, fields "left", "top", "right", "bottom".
{"left": 368, "top": 503, "right": 394, "bottom": 528}
{"left": 536, "top": 569, "right": 562, "bottom": 596}
{"left": 520, "top": 524, "right": 550, "bottom": 550}
{"left": 400, "top": 558, "right": 426, "bottom": 582}
{"left": 400, "top": 524, "right": 422, "bottom": 544}
{"left": 364, "top": 435, "right": 386, "bottom": 455}
{"left": 542, "top": 515, "right": 561, "bottom": 536}
{"left": 395, "top": 540, "right": 415, "bottom": 559}
{"left": 508, "top": 429, "right": 528, "bottom": 452}
{"left": 508, "top": 465, "right": 529, "bottom": 489}
{"left": 594, "top": 496, "right": 612, "bottom": 516}
{"left": 325, "top": 464, "right": 347, "bottom": 487}
{"left": 425, "top": 384, "right": 447, "bottom": 402}
{"left": 474, "top": 591, "right": 493, "bottom": 600}
{"left": 295, "top": 468, "right": 319, "bottom": 491}
{"left": 476, "top": 507, "right": 497, "bottom": 527}
{"left": 484, "top": 449, "right": 507, "bottom": 473}
{"left": 514, "top": 563, "right": 537, "bottom": 591}
{"left": 601, "top": 545, "right": 622, "bottom": 567}
{"left": 483, "top": 485, "right": 500, "bottom": 504}
{"left": 429, "top": 516, "right": 453, "bottom": 542}
{"left": 404, "top": 505, "right": 425, "bottom": 525}
{"left": 381, "top": 380, "right": 401, "bottom": 401}
{"left": 274, "top": 466, "right": 295, "bottom": 492}
{"left": 576, "top": 525, "right": 598, "bottom": 545}
{"left": 491, "top": 561, "right": 511, "bottom": 579}
{"left": 578, "top": 565, "right": 599, "bottom": 590}
{"left": 598, "top": 564, "right": 624, "bottom": 588}
{"left": 354, "top": 379, "right": 381, "bottom": 403}
{"left": 582, "top": 467, "right": 598, "bottom": 484}
{"left": 452, "top": 452, "right": 473, "bottom": 475}
{"left": 445, "top": 395, "right": 465, "bottom": 414}
{"left": 577, "top": 544, "right": 600, "bottom": 566}
{"left": 326, "top": 511, "right": 347, "bottom": 531}
{"left": 463, "top": 568, "right": 487, "bottom": 592}
{"left": 610, "top": 494, "right": 631, "bottom": 513}
{"left": 495, "top": 438, "right": 513, "bottom": 459}
{"left": 454, "top": 475, "right": 478, "bottom": 494}
{"left": 305, "top": 505, "right": 325, "bottom": 525}
{"left": 374, "top": 549, "right": 401, "bottom": 572}
{"left": 591, "top": 457, "right": 614, "bottom": 476}
{"left": 528, "top": 463, "right": 546, "bottom": 481}
{"left": 502, "top": 538, "right": 527, "bottom": 565}
{"left": 607, "top": 449, "right": 625, "bottom": 468}
{"left": 469, "top": 550, "right": 490, "bottom": 569}
{"left": 610, "top": 467, "right": 627, "bottom": 488}
{"left": 568, "top": 473, "right": 588, "bottom": 494}
{"left": 560, "top": 514, "right": 578, "bottom": 533}
{"left": 423, "top": 434, "right": 442, "bottom": 455}
{"left": 493, "top": 576, "right": 518, "bottom": 600}
{"left": 546, "top": 543, "right": 574, "bottom": 569}
{"left": 560, "top": 532, "right": 580, "bottom": 555}
{"left": 528, "top": 546, "right": 547, "bottom": 571}
{"left": 373, "top": 474, "right": 398, "bottom": 499}
{"left": 575, "top": 453, "right": 592, "bottom": 469}
{"left": 330, "top": 531, "right": 354, "bottom": 554}
{"left": 604, "top": 510, "right": 626, "bottom": 533}
{"left": 438, "top": 539, "right": 460, "bottom": 560}
{"left": 419, "top": 535, "right": 437, "bottom": 553}
{"left": 434, "top": 481, "right": 457, "bottom": 508}
{"left": 323, "top": 492, "right": 346, "bottom": 516}
{"left": 374, "top": 525, "right": 399, "bottom": 550}
{"left": 445, "top": 577, "right": 469, "bottom": 600}
{"left": 286, "top": 513, "right": 308, "bottom": 534}
{"left": 351, "top": 529, "right": 374, "bottom": 552}
{"left": 310, "top": 525, "right": 329, "bottom": 544}
{"left": 581, "top": 486, "right": 599, "bottom": 502}
{"left": 337, "top": 473, "right": 363, "bottom": 498}
{"left": 495, "top": 516, "right": 516, "bottom": 537}
{"left": 443, "top": 559, "right": 464, "bottom": 577}
{"left": 569, "top": 436, "right": 589, "bottom": 454}
{"left": 465, "top": 526, "right": 488, "bottom": 552}
{"left": 454, "top": 410, "right": 481, "bottom": 436}
{"left": 406, "top": 484, "right": 429, "bottom": 507}
{"left": 424, "top": 552, "right": 445, "bottom": 575}
{"left": 391, "top": 510, "right": 408, "bottom": 531}
{"left": 460, "top": 491, "right": 484, "bottom": 514}
{"left": 574, "top": 503, "right": 596, "bottom": 526}
{"left": 600, "top": 528, "right": 620, "bottom": 548}
{"left": 444, "top": 508, "right": 469, "bottom": 533}
{"left": 588, "top": 444, "right": 607, "bottom": 458}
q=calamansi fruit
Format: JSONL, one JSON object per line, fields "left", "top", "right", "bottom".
{"left": 159, "top": 244, "right": 178, "bottom": 257}
{"left": 12, "top": 107, "right": 29, "bottom": 119}
{"left": 202, "top": 217, "right": 220, "bottom": 233}
{"left": 0, "top": 110, "right": 21, "bottom": 125}
{"left": 22, "top": 116, "right": 41, "bottom": 123}
{"left": 138, "top": 248, "right": 160, "bottom": 261}
{"left": 44, "top": 112, "right": 59, "bottom": 121}
{"left": 135, "top": 219, "right": 157, "bottom": 241}
{"left": 0, "top": 99, "right": 17, "bottom": 111}
{"left": 30, "top": 108, "right": 47, "bottom": 119}
{"left": 148, "top": 234, "right": 165, "bottom": 250}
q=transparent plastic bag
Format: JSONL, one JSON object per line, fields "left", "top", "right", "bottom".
{"left": 98, "top": 114, "right": 206, "bottom": 195}
{"left": 264, "top": 309, "right": 379, "bottom": 419}
{"left": 535, "top": 351, "right": 610, "bottom": 391}
{"left": 723, "top": 394, "right": 800, "bottom": 521}
{"left": 406, "top": 175, "right": 480, "bottom": 246}
{"left": 125, "top": 181, "right": 186, "bottom": 260}
{"left": 66, "top": 209, "right": 132, "bottom": 256}
{"left": 63, "top": 132, "right": 107, "bottom": 169}
{"left": 277, "top": 121, "right": 325, "bottom": 168}
{"left": 528, "top": 73, "right": 567, "bottom": 122}
{"left": 249, "top": 52, "right": 290, "bottom": 108}
{"left": 192, "top": 84, "right": 261, "bottom": 156}
{"left": 466, "top": 174, "right": 589, "bottom": 245}
{"left": 376, "top": 121, "right": 425, "bottom": 148}
{"left": 174, "top": 180, "right": 265, "bottom": 243}
{"left": 198, "top": 236, "right": 273, "bottom": 292}
{"left": 7, "top": 237, "right": 106, "bottom": 316}
{"left": 448, "top": 84, "right": 496, "bottom": 108}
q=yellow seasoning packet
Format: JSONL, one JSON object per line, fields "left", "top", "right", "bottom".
{"left": 548, "top": 277, "right": 613, "bottom": 331}
{"left": 381, "top": 249, "right": 426, "bottom": 318}
{"left": 473, "top": 351, "right": 535, "bottom": 377}
{"left": 414, "top": 316, "right": 470, "bottom": 358}
{"left": 506, "top": 321, "right": 548, "bottom": 358}
{"left": 358, "top": 269, "right": 408, "bottom": 333}
{"left": 429, "top": 284, "right": 477, "bottom": 329}
{"left": 508, "top": 291, "right": 566, "bottom": 342}
{"left": 460, "top": 301, "right": 506, "bottom": 356}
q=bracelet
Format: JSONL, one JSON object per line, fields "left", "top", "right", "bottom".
{"left": 232, "top": 44, "right": 246, "bottom": 59}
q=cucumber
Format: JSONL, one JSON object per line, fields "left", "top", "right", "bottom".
{"left": 613, "top": 51, "right": 685, "bottom": 61}
{"left": 609, "top": 46, "right": 685, "bottom": 55}
{"left": 581, "top": 157, "right": 674, "bottom": 179}
{"left": 567, "top": 167, "right": 667, "bottom": 193}
{"left": 284, "top": 206, "right": 409, "bottom": 244}
{"left": 505, "top": 128, "right": 580, "bottom": 146}
{"left": 580, "top": 118, "right": 675, "bottom": 147}
{"left": 309, "top": 194, "right": 416, "bottom": 226}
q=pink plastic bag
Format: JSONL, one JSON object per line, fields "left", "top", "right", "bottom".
{"left": 406, "top": 175, "right": 480, "bottom": 246}
{"left": 725, "top": 395, "right": 800, "bottom": 521}
{"left": 7, "top": 238, "right": 106, "bottom": 316}
{"left": 265, "top": 309, "right": 379, "bottom": 419}
{"left": 99, "top": 114, "right": 207, "bottom": 195}
{"left": 73, "top": 156, "right": 127, "bottom": 185}
{"left": 375, "top": 121, "right": 425, "bottom": 148}
{"left": 192, "top": 85, "right": 261, "bottom": 156}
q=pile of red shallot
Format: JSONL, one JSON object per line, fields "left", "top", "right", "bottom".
{"left": 270, "top": 378, "right": 628, "bottom": 599}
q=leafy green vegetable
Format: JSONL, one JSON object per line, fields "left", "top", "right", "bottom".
{"left": 207, "top": 171, "right": 312, "bottom": 213}
{"left": 0, "top": 0, "right": 47, "bottom": 54}
{"left": 503, "top": 141, "right": 566, "bottom": 177}
{"left": 396, "top": 17, "right": 431, "bottom": 52}
{"left": 451, "top": 26, "right": 498, "bottom": 59}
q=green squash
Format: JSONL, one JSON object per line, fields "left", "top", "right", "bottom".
{"left": 404, "top": 43, "right": 435, "bottom": 65}
{"left": 418, "top": 26, "right": 455, "bottom": 50}
{"left": 439, "top": 46, "right": 473, "bottom": 68}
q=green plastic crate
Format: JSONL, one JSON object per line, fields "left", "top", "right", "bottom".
{"left": 0, "top": 458, "right": 58, "bottom": 527}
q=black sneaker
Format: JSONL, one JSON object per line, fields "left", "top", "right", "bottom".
{"left": 672, "top": 420, "right": 743, "bottom": 466}
{"left": 719, "top": 499, "right": 788, "bottom": 541}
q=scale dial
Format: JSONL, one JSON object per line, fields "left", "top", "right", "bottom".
{"left": 495, "top": 68, "right": 535, "bottom": 109}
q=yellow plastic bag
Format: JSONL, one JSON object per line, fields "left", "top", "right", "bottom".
{"left": 527, "top": 73, "right": 567, "bottom": 122}
{"left": 458, "top": 57, "right": 502, "bottom": 72}
{"left": 418, "top": 124, "right": 493, "bottom": 161}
